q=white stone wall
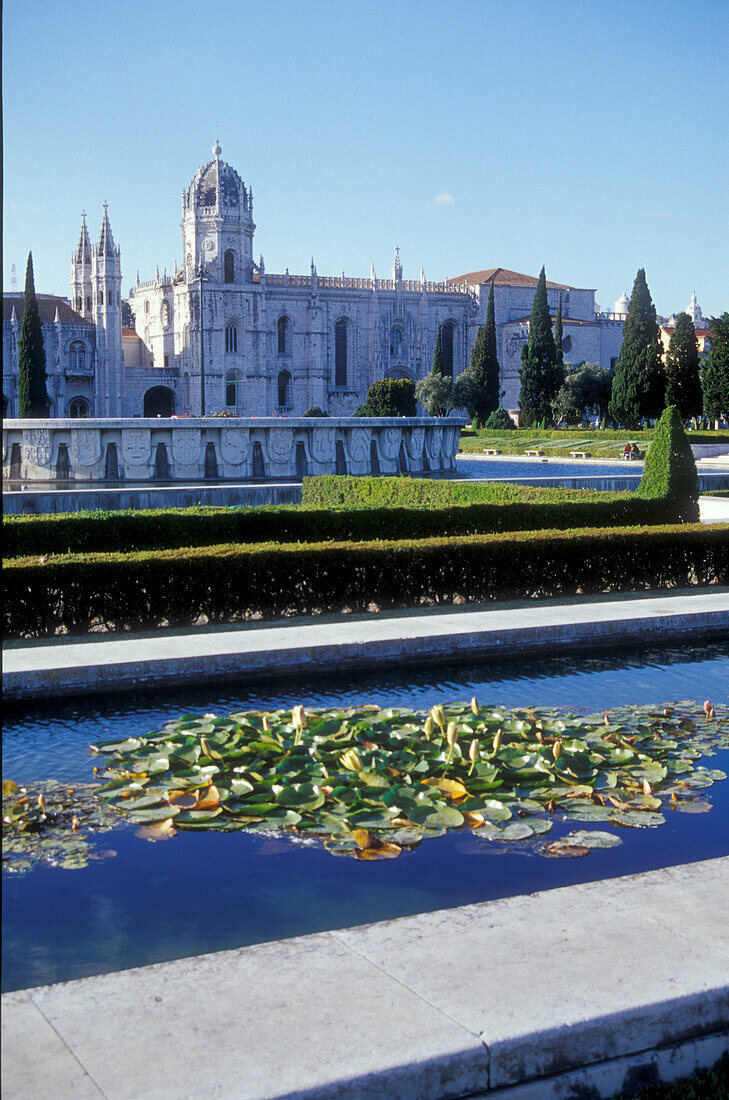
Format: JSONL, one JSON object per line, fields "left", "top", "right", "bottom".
{"left": 3, "top": 417, "right": 464, "bottom": 482}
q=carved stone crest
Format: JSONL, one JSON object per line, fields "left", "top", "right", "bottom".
{"left": 24, "top": 429, "right": 52, "bottom": 468}
{"left": 379, "top": 427, "right": 401, "bottom": 460}
{"left": 310, "top": 427, "right": 335, "bottom": 465}
{"left": 220, "top": 427, "right": 249, "bottom": 466}
{"left": 121, "top": 429, "right": 151, "bottom": 467}
{"left": 70, "top": 430, "right": 101, "bottom": 468}
{"left": 267, "top": 427, "right": 293, "bottom": 465}
{"left": 426, "top": 426, "right": 443, "bottom": 459}
{"left": 347, "top": 427, "right": 370, "bottom": 464}
{"left": 406, "top": 427, "right": 425, "bottom": 460}
{"left": 172, "top": 428, "right": 201, "bottom": 467}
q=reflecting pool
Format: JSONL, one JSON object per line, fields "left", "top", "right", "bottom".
{"left": 3, "top": 639, "right": 729, "bottom": 992}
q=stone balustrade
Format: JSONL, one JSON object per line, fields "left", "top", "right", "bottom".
{"left": 3, "top": 417, "right": 465, "bottom": 483}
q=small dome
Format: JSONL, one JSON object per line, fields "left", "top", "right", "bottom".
{"left": 614, "top": 292, "right": 630, "bottom": 316}
{"left": 187, "top": 155, "right": 246, "bottom": 210}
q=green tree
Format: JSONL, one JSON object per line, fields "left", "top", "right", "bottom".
{"left": 518, "top": 266, "right": 562, "bottom": 425}
{"left": 702, "top": 313, "right": 729, "bottom": 423}
{"left": 664, "top": 313, "right": 702, "bottom": 418}
{"left": 17, "top": 253, "right": 49, "bottom": 417}
{"left": 355, "top": 378, "right": 416, "bottom": 417}
{"left": 452, "top": 290, "right": 500, "bottom": 424}
{"left": 608, "top": 268, "right": 664, "bottom": 428}
{"left": 483, "top": 406, "right": 515, "bottom": 430}
{"left": 638, "top": 405, "right": 699, "bottom": 522}
{"left": 553, "top": 293, "right": 564, "bottom": 367}
{"left": 416, "top": 324, "right": 452, "bottom": 415}
{"left": 555, "top": 362, "right": 612, "bottom": 423}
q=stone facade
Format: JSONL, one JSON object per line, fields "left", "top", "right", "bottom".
{"left": 3, "top": 143, "right": 629, "bottom": 420}
{"left": 2, "top": 418, "right": 461, "bottom": 483}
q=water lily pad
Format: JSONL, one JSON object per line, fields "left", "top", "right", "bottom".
{"left": 673, "top": 799, "right": 712, "bottom": 814}
{"left": 498, "top": 822, "right": 534, "bottom": 841}
{"left": 539, "top": 841, "right": 591, "bottom": 858}
{"left": 608, "top": 810, "right": 666, "bottom": 828}
{"left": 562, "top": 830, "right": 622, "bottom": 849}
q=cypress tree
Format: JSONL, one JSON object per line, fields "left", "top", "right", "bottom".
{"left": 553, "top": 293, "right": 564, "bottom": 367}
{"left": 608, "top": 268, "right": 664, "bottom": 428}
{"left": 17, "top": 253, "right": 49, "bottom": 417}
{"left": 452, "top": 283, "right": 500, "bottom": 425}
{"left": 483, "top": 280, "right": 500, "bottom": 415}
{"left": 665, "top": 313, "right": 702, "bottom": 418}
{"left": 518, "top": 266, "right": 560, "bottom": 425}
{"left": 702, "top": 313, "right": 729, "bottom": 422}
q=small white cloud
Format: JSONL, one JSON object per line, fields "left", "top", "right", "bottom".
{"left": 433, "top": 192, "right": 455, "bottom": 208}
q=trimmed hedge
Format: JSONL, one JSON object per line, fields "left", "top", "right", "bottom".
{"left": 639, "top": 405, "right": 699, "bottom": 522}
{"left": 4, "top": 493, "right": 678, "bottom": 557}
{"left": 5, "top": 525, "right": 727, "bottom": 637}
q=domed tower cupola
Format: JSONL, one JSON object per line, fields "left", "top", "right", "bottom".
{"left": 181, "top": 140, "right": 256, "bottom": 285}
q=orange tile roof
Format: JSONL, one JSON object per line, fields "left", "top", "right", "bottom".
{"left": 448, "top": 267, "right": 574, "bottom": 290}
{"left": 3, "top": 293, "right": 91, "bottom": 325}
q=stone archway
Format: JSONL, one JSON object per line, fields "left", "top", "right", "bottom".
{"left": 143, "top": 386, "right": 175, "bottom": 417}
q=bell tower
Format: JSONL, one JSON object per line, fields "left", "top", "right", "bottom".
{"left": 181, "top": 140, "right": 255, "bottom": 284}
{"left": 92, "top": 204, "right": 123, "bottom": 415}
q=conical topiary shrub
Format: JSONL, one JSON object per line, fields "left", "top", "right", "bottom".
{"left": 638, "top": 405, "right": 699, "bottom": 522}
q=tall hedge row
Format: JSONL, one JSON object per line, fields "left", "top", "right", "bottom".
{"left": 4, "top": 494, "right": 678, "bottom": 557}
{"left": 5, "top": 525, "right": 726, "bottom": 638}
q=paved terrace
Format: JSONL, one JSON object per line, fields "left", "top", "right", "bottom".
{"left": 3, "top": 858, "right": 727, "bottom": 1099}
{"left": 4, "top": 589, "right": 729, "bottom": 702}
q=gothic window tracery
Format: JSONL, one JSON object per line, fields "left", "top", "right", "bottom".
{"left": 334, "top": 319, "right": 348, "bottom": 388}
{"left": 278, "top": 316, "right": 291, "bottom": 354}
{"left": 278, "top": 369, "right": 292, "bottom": 408}
{"left": 69, "top": 341, "right": 87, "bottom": 372}
{"left": 225, "top": 369, "right": 243, "bottom": 409}
{"left": 69, "top": 396, "right": 90, "bottom": 418}
{"left": 224, "top": 250, "right": 235, "bottom": 284}
{"left": 225, "top": 323, "right": 238, "bottom": 353}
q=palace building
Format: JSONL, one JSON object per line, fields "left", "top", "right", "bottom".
{"left": 3, "top": 142, "right": 626, "bottom": 419}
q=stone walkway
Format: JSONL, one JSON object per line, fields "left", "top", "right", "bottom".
{"left": 4, "top": 589, "right": 729, "bottom": 701}
{"left": 3, "top": 858, "right": 727, "bottom": 1099}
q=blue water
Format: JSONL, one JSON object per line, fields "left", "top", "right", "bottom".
{"left": 457, "top": 457, "right": 643, "bottom": 480}
{"left": 3, "top": 640, "right": 729, "bottom": 992}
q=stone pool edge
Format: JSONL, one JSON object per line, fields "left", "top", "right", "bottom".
{"left": 2, "top": 857, "right": 727, "bottom": 1100}
{"left": 4, "top": 589, "right": 729, "bottom": 702}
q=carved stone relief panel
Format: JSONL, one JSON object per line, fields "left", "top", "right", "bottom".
{"left": 346, "top": 427, "right": 370, "bottom": 465}
{"left": 70, "top": 430, "right": 101, "bottom": 468}
{"left": 121, "top": 429, "right": 151, "bottom": 467}
{"left": 267, "top": 427, "right": 294, "bottom": 465}
{"left": 406, "top": 426, "right": 425, "bottom": 460}
{"left": 24, "top": 429, "right": 52, "bottom": 468}
{"left": 426, "top": 426, "right": 443, "bottom": 460}
{"left": 379, "top": 426, "right": 401, "bottom": 460}
{"left": 220, "top": 427, "right": 249, "bottom": 466}
{"left": 310, "top": 427, "right": 335, "bottom": 465}
{"left": 172, "top": 429, "right": 202, "bottom": 467}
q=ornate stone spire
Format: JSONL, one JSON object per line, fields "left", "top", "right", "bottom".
{"left": 75, "top": 212, "right": 92, "bottom": 263}
{"left": 97, "top": 203, "right": 116, "bottom": 256}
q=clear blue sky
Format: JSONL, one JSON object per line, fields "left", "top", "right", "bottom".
{"left": 3, "top": 0, "right": 728, "bottom": 318}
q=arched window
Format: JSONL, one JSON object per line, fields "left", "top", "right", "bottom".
{"left": 69, "top": 341, "right": 86, "bottom": 372}
{"left": 183, "top": 324, "right": 190, "bottom": 351}
{"left": 144, "top": 300, "right": 150, "bottom": 314}
{"left": 161, "top": 300, "right": 171, "bottom": 330}
{"left": 86, "top": 295, "right": 91, "bottom": 312}
{"left": 225, "top": 323, "right": 238, "bottom": 353}
{"left": 69, "top": 397, "right": 90, "bottom": 418}
{"left": 441, "top": 321, "right": 455, "bottom": 379}
{"left": 76, "top": 297, "right": 82, "bottom": 312}
{"left": 226, "top": 369, "right": 243, "bottom": 409}
{"left": 278, "top": 316, "right": 290, "bottom": 354}
{"left": 278, "top": 369, "right": 292, "bottom": 409}
{"left": 334, "top": 319, "right": 348, "bottom": 388}
{"left": 224, "top": 250, "right": 235, "bottom": 284}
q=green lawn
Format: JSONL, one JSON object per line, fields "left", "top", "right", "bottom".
{"left": 458, "top": 427, "right": 729, "bottom": 459}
